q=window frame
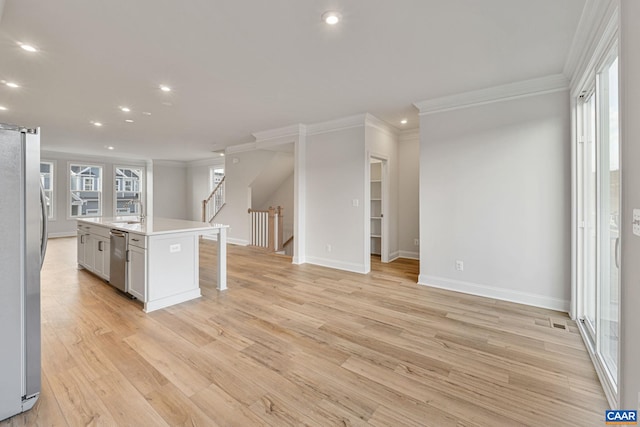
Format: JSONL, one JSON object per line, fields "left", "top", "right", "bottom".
{"left": 40, "top": 160, "right": 56, "bottom": 221}
{"left": 114, "top": 165, "right": 145, "bottom": 217}
{"left": 68, "top": 162, "right": 104, "bottom": 219}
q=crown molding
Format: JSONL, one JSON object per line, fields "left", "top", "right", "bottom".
{"left": 306, "top": 113, "right": 367, "bottom": 136}
{"left": 252, "top": 124, "right": 305, "bottom": 142}
{"left": 364, "top": 113, "right": 399, "bottom": 137}
{"left": 414, "top": 74, "right": 569, "bottom": 116}
{"left": 569, "top": 2, "right": 619, "bottom": 96}
{"left": 225, "top": 141, "right": 257, "bottom": 154}
{"left": 187, "top": 156, "right": 225, "bottom": 167}
{"left": 564, "top": 0, "right": 618, "bottom": 84}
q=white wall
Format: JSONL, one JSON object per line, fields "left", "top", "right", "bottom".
{"left": 258, "top": 172, "right": 294, "bottom": 241}
{"left": 366, "top": 123, "right": 400, "bottom": 265}
{"left": 41, "top": 151, "right": 147, "bottom": 236}
{"left": 620, "top": 0, "right": 640, "bottom": 410}
{"left": 153, "top": 161, "right": 188, "bottom": 220}
{"left": 305, "top": 126, "right": 367, "bottom": 273}
{"left": 398, "top": 130, "right": 420, "bottom": 259}
{"left": 419, "top": 91, "right": 571, "bottom": 311}
{"left": 214, "top": 149, "right": 282, "bottom": 245}
{"left": 186, "top": 157, "right": 225, "bottom": 221}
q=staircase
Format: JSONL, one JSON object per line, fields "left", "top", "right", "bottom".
{"left": 202, "top": 176, "right": 226, "bottom": 223}
{"left": 248, "top": 206, "right": 287, "bottom": 252}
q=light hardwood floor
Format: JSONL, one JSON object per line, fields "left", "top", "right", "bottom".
{"left": 2, "top": 237, "right": 607, "bottom": 426}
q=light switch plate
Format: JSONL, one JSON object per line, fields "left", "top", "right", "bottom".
{"left": 169, "top": 244, "right": 181, "bottom": 253}
{"left": 633, "top": 209, "right": 640, "bottom": 237}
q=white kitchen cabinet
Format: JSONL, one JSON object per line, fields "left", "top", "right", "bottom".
{"left": 77, "top": 224, "right": 109, "bottom": 281}
{"left": 127, "top": 240, "right": 147, "bottom": 301}
{"left": 93, "top": 237, "right": 110, "bottom": 280}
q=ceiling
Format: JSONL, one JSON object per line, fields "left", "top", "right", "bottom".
{"left": 0, "top": 0, "right": 586, "bottom": 161}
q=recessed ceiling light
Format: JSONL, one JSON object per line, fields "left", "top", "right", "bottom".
{"left": 92, "top": 121, "right": 103, "bottom": 127}
{"left": 19, "top": 43, "right": 37, "bottom": 52}
{"left": 105, "top": 145, "right": 115, "bottom": 150}
{"left": 322, "top": 11, "right": 342, "bottom": 25}
{"left": 120, "top": 106, "right": 131, "bottom": 112}
{"left": 219, "top": 153, "right": 225, "bottom": 157}
{"left": 5, "top": 82, "right": 19, "bottom": 88}
{"left": 0, "top": 106, "right": 7, "bottom": 111}
{"left": 159, "top": 85, "right": 171, "bottom": 92}
{"left": 125, "top": 119, "right": 134, "bottom": 123}
{"left": 400, "top": 119, "right": 408, "bottom": 125}
{"left": 142, "top": 111, "right": 152, "bottom": 116}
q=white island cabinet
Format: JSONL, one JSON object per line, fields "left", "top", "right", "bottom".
{"left": 77, "top": 217, "right": 228, "bottom": 312}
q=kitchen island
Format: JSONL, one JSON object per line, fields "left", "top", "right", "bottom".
{"left": 77, "top": 217, "right": 228, "bottom": 312}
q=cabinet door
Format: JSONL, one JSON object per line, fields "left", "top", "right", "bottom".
{"left": 93, "top": 238, "right": 110, "bottom": 280}
{"left": 84, "top": 235, "right": 96, "bottom": 272}
{"left": 128, "top": 246, "right": 146, "bottom": 301}
{"left": 77, "top": 231, "right": 86, "bottom": 266}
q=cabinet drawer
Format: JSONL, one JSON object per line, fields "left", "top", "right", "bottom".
{"left": 129, "top": 234, "right": 147, "bottom": 249}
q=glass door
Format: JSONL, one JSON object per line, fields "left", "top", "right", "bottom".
{"left": 577, "top": 48, "right": 620, "bottom": 396}
{"left": 597, "top": 54, "right": 619, "bottom": 383}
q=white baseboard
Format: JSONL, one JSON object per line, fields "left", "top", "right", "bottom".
{"left": 48, "top": 232, "right": 76, "bottom": 238}
{"left": 227, "top": 238, "right": 249, "bottom": 246}
{"left": 306, "top": 256, "right": 367, "bottom": 274}
{"left": 418, "top": 274, "right": 569, "bottom": 312}
{"left": 292, "top": 256, "right": 305, "bottom": 265}
{"left": 388, "top": 251, "right": 400, "bottom": 262}
{"left": 397, "top": 250, "right": 419, "bottom": 260}
{"left": 144, "top": 288, "right": 202, "bottom": 313}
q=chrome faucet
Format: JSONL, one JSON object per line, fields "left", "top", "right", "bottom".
{"left": 125, "top": 199, "right": 145, "bottom": 222}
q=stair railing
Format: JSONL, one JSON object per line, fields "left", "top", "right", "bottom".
{"left": 202, "top": 176, "right": 226, "bottom": 223}
{"left": 248, "top": 206, "right": 284, "bottom": 251}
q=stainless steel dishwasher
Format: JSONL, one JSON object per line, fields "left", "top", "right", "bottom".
{"left": 109, "top": 229, "right": 128, "bottom": 292}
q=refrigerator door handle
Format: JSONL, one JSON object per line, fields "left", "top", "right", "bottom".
{"left": 39, "top": 184, "right": 48, "bottom": 269}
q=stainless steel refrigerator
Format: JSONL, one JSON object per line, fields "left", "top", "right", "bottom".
{"left": 0, "top": 123, "right": 47, "bottom": 421}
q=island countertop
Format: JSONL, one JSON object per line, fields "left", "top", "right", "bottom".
{"left": 77, "top": 216, "right": 228, "bottom": 236}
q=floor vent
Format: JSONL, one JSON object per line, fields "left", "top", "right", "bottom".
{"left": 549, "top": 318, "right": 568, "bottom": 330}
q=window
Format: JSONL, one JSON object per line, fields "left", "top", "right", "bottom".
{"left": 209, "top": 167, "right": 224, "bottom": 192}
{"left": 69, "top": 164, "right": 102, "bottom": 217}
{"left": 40, "top": 161, "right": 54, "bottom": 219}
{"left": 114, "top": 166, "right": 144, "bottom": 216}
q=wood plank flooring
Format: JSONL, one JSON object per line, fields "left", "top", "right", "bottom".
{"left": 1, "top": 237, "right": 608, "bottom": 426}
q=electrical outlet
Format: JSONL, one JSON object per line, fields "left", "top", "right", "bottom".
{"left": 455, "top": 260, "right": 464, "bottom": 271}
{"left": 169, "top": 244, "right": 181, "bottom": 253}
{"left": 414, "top": 239, "right": 419, "bottom": 246}
{"left": 352, "top": 199, "right": 359, "bottom": 207}
{"left": 326, "top": 244, "right": 332, "bottom": 253}
{"left": 633, "top": 209, "right": 640, "bottom": 236}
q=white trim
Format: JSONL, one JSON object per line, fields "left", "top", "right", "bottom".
{"left": 576, "top": 320, "right": 619, "bottom": 408}
{"left": 48, "top": 232, "right": 76, "bottom": 238}
{"left": 225, "top": 142, "right": 257, "bottom": 154}
{"left": 414, "top": 74, "right": 569, "bottom": 116}
{"left": 418, "top": 274, "right": 570, "bottom": 312}
{"left": 292, "top": 256, "right": 306, "bottom": 265}
{"left": 252, "top": 124, "right": 304, "bottom": 142}
{"left": 143, "top": 289, "right": 202, "bottom": 313}
{"left": 305, "top": 256, "right": 367, "bottom": 274}
{"left": 306, "top": 113, "right": 367, "bottom": 136}
{"left": 563, "top": 0, "right": 616, "bottom": 80}
{"left": 226, "top": 237, "right": 249, "bottom": 246}
{"left": 364, "top": 113, "right": 399, "bottom": 137}
{"left": 397, "top": 250, "right": 419, "bottom": 260}
{"left": 567, "top": 0, "right": 619, "bottom": 93}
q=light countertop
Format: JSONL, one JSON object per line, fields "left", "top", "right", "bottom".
{"left": 77, "top": 216, "right": 228, "bottom": 236}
